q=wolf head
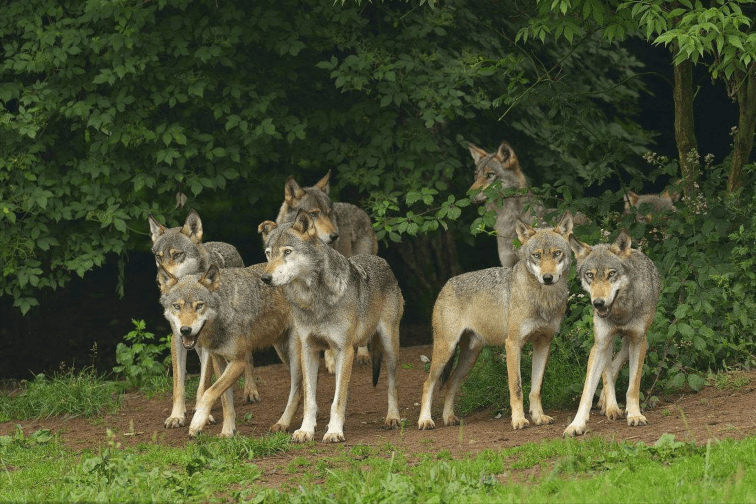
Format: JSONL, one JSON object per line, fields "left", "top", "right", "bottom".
{"left": 569, "top": 230, "right": 634, "bottom": 318}
{"left": 148, "top": 210, "right": 207, "bottom": 278}
{"left": 624, "top": 190, "right": 676, "bottom": 223}
{"left": 515, "top": 211, "right": 573, "bottom": 285}
{"left": 157, "top": 263, "right": 220, "bottom": 350}
{"left": 259, "top": 210, "right": 322, "bottom": 287}
{"left": 278, "top": 171, "right": 340, "bottom": 245}
{"left": 468, "top": 141, "right": 528, "bottom": 204}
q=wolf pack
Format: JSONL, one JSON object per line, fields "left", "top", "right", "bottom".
{"left": 148, "top": 140, "right": 669, "bottom": 444}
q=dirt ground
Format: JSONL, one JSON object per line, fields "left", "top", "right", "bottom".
{"left": 3, "top": 344, "right": 755, "bottom": 488}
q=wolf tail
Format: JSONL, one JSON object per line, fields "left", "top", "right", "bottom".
{"left": 370, "top": 334, "right": 383, "bottom": 387}
{"left": 439, "top": 348, "right": 456, "bottom": 386}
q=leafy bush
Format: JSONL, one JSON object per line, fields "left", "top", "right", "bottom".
{"left": 112, "top": 319, "right": 171, "bottom": 390}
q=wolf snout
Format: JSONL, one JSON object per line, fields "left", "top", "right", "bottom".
{"left": 592, "top": 299, "right": 605, "bottom": 308}
{"left": 542, "top": 274, "right": 554, "bottom": 285}
{"left": 180, "top": 326, "right": 192, "bottom": 336}
{"left": 260, "top": 273, "right": 272, "bottom": 285}
{"left": 329, "top": 232, "right": 339, "bottom": 242}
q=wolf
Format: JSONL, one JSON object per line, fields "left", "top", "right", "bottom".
{"left": 259, "top": 210, "right": 403, "bottom": 443}
{"left": 418, "top": 211, "right": 574, "bottom": 431}
{"left": 148, "top": 211, "right": 259, "bottom": 429}
{"left": 624, "top": 190, "right": 676, "bottom": 223}
{"left": 563, "top": 229, "right": 661, "bottom": 437}
{"left": 276, "top": 170, "right": 378, "bottom": 370}
{"left": 468, "top": 141, "right": 546, "bottom": 268}
{"left": 157, "top": 263, "right": 302, "bottom": 437}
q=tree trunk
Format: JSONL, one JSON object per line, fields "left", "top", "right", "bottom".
{"left": 728, "top": 71, "right": 756, "bottom": 194}
{"left": 673, "top": 58, "right": 699, "bottom": 200}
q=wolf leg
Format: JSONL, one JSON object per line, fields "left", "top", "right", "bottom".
{"left": 354, "top": 345, "right": 371, "bottom": 366}
{"left": 599, "top": 335, "right": 628, "bottom": 420}
{"left": 188, "top": 356, "right": 242, "bottom": 437}
{"left": 323, "top": 343, "right": 355, "bottom": 443}
{"left": 292, "top": 340, "right": 320, "bottom": 443}
{"left": 625, "top": 333, "right": 649, "bottom": 427}
{"left": 378, "top": 320, "right": 401, "bottom": 429}
{"left": 165, "top": 334, "right": 188, "bottom": 429}
{"left": 529, "top": 335, "right": 555, "bottom": 426}
{"left": 242, "top": 354, "right": 260, "bottom": 403}
{"left": 194, "top": 349, "right": 217, "bottom": 425}
{"left": 506, "top": 337, "right": 529, "bottom": 430}
{"left": 441, "top": 333, "right": 483, "bottom": 426}
{"left": 272, "top": 336, "right": 303, "bottom": 433}
{"left": 418, "top": 333, "right": 460, "bottom": 430}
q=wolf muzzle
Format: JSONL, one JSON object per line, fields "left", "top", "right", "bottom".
{"left": 592, "top": 299, "right": 612, "bottom": 318}
{"left": 179, "top": 321, "right": 205, "bottom": 350}
{"left": 260, "top": 273, "right": 272, "bottom": 285}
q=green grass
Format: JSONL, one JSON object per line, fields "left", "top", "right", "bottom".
{"left": 0, "top": 368, "right": 121, "bottom": 422}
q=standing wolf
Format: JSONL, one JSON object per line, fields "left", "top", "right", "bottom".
{"left": 418, "top": 211, "right": 574, "bottom": 431}
{"left": 563, "top": 230, "right": 661, "bottom": 437}
{"left": 468, "top": 141, "right": 546, "bottom": 268}
{"left": 276, "top": 170, "right": 378, "bottom": 370}
{"left": 148, "top": 211, "right": 258, "bottom": 429}
{"left": 158, "top": 263, "right": 302, "bottom": 437}
{"left": 259, "top": 210, "right": 403, "bottom": 443}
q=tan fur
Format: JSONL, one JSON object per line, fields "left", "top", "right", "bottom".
{"left": 418, "top": 211, "right": 574, "bottom": 431}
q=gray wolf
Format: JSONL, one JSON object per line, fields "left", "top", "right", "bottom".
{"left": 148, "top": 211, "right": 259, "bottom": 429}
{"left": 157, "top": 263, "right": 302, "bottom": 437}
{"left": 418, "top": 211, "right": 574, "bottom": 431}
{"left": 259, "top": 210, "right": 403, "bottom": 443}
{"left": 563, "top": 229, "right": 661, "bottom": 437}
{"left": 468, "top": 141, "right": 545, "bottom": 267}
{"left": 624, "top": 190, "right": 676, "bottom": 222}
{"left": 276, "top": 170, "right": 378, "bottom": 370}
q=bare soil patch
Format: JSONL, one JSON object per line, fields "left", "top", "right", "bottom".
{"left": 3, "top": 344, "right": 755, "bottom": 489}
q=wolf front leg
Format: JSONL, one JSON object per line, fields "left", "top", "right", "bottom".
{"left": 292, "top": 338, "right": 320, "bottom": 443}
{"left": 322, "top": 342, "right": 355, "bottom": 443}
{"left": 165, "top": 333, "right": 188, "bottom": 429}
{"left": 625, "top": 330, "right": 649, "bottom": 427}
{"left": 528, "top": 335, "right": 555, "bottom": 426}
{"left": 271, "top": 336, "right": 303, "bottom": 433}
{"left": 505, "top": 337, "right": 529, "bottom": 430}
{"left": 188, "top": 356, "right": 241, "bottom": 438}
{"left": 564, "top": 320, "right": 615, "bottom": 437}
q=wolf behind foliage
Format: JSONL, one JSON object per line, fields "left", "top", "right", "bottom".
{"left": 417, "top": 211, "right": 574, "bottom": 431}
{"left": 623, "top": 190, "right": 676, "bottom": 223}
{"left": 148, "top": 211, "right": 259, "bottom": 429}
{"left": 563, "top": 229, "right": 661, "bottom": 437}
{"left": 259, "top": 210, "right": 403, "bottom": 444}
{"left": 468, "top": 141, "right": 546, "bottom": 267}
{"left": 276, "top": 170, "right": 378, "bottom": 370}
{"left": 158, "top": 263, "right": 301, "bottom": 437}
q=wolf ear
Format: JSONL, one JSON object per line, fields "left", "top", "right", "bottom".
{"left": 554, "top": 210, "right": 574, "bottom": 237}
{"left": 568, "top": 234, "right": 592, "bottom": 261}
{"left": 624, "top": 190, "right": 640, "bottom": 211}
{"left": 148, "top": 215, "right": 167, "bottom": 243}
{"left": 515, "top": 218, "right": 537, "bottom": 244}
{"left": 285, "top": 176, "right": 306, "bottom": 205}
{"left": 257, "top": 220, "right": 278, "bottom": 242}
{"left": 156, "top": 264, "right": 178, "bottom": 293}
{"left": 292, "top": 208, "right": 317, "bottom": 238}
{"left": 181, "top": 210, "right": 204, "bottom": 244}
{"left": 660, "top": 189, "right": 673, "bottom": 202}
{"left": 468, "top": 143, "right": 488, "bottom": 164}
{"left": 494, "top": 141, "right": 518, "bottom": 170}
{"left": 610, "top": 229, "right": 633, "bottom": 257}
{"left": 314, "top": 170, "right": 331, "bottom": 194}
{"left": 199, "top": 264, "right": 221, "bottom": 292}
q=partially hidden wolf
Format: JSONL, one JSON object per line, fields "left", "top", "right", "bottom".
{"left": 468, "top": 141, "right": 546, "bottom": 267}
{"left": 149, "top": 211, "right": 258, "bottom": 429}
{"left": 259, "top": 210, "right": 403, "bottom": 443}
{"left": 563, "top": 229, "right": 661, "bottom": 437}
{"left": 276, "top": 170, "right": 378, "bottom": 370}
{"left": 158, "top": 263, "right": 302, "bottom": 437}
{"left": 624, "top": 190, "right": 676, "bottom": 222}
{"left": 418, "top": 211, "right": 574, "bottom": 431}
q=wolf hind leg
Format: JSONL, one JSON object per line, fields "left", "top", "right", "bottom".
{"left": 242, "top": 354, "right": 260, "bottom": 404}
{"left": 375, "top": 320, "right": 401, "bottom": 429}
{"left": 418, "top": 326, "right": 463, "bottom": 430}
{"left": 598, "top": 335, "right": 628, "bottom": 420}
{"left": 189, "top": 356, "right": 241, "bottom": 438}
{"left": 441, "top": 331, "right": 483, "bottom": 426}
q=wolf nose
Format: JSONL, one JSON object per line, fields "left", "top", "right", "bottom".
{"left": 260, "top": 273, "right": 272, "bottom": 285}
{"left": 542, "top": 274, "right": 554, "bottom": 284}
{"left": 329, "top": 233, "right": 339, "bottom": 242}
{"left": 593, "top": 299, "right": 605, "bottom": 308}
{"left": 180, "top": 326, "right": 192, "bottom": 336}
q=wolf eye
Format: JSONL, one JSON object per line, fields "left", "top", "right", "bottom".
{"left": 585, "top": 272, "right": 594, "bottom": 280}
{"left": 309, "top": 210, "right": 319, "bottom": 218}
{"left": 554, "top": 250, "right": 562, "bottom": 258}
{"left": 172, "top": 251, "right": 184, "bottom": 261}
{"left": 532, "top": 252, "right": 540, "bottom": 259}
{"left": 195, "top": 302, "right": 204, "bottom": 310}
{"left": 172, "top": 303, "right": 181, "bottom": 310}
{"left": 283, "top": 249, "right": 292, "bottom": 256}
{"left": 607, "top": 270, "right": 616, "bottom": 279}
{"left": 486, "top": 172, "right": 495, "bottom": 180}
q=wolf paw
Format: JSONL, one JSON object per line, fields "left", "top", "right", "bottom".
{"left": 563, "top": 423, "right": 588, "bottom": 437}
{"left": 605, "top": 405, "right": 624, "bottom": 421}
{"left": 207, "top": 414, "right": 217, "bottom": 425}
{"left": 292, "top": 429, "right": 314, "bottom": 443}
{"left": 354, "top": 353, "right": 371, "bottom": 366}
{"left": 511, "top": 417, "right": 530, "bottom": 430}
{"left": 443, "top": 414, "right": 461, "bottom": 426}
{"left": 417, "top": 419, "right": 436, "bottom": 430}
{"left": 384, "top": 417, "right": 401, "bottom": 430}
{"left": 531, "top": 414, "right": 555, "bottom": 426}
{"left": 188, "top": 425, "right": 202, "bottom": 438}
{"left": 243, "top": 388, "right": 260, "bottom": 404}
{"left": 219, "top": 428, "right": 237, "bottom": 438}
{"left": 627, "top": 413, "right": 648, "bottom": 427}
{"left": 322, "top": 431, "right": 345, "bottom": 443}
{"left": 270, "top": 423, "right": 289, "bottom": 433}
{"left": 164, "top": 415, "right": 185, "bottom": 429}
